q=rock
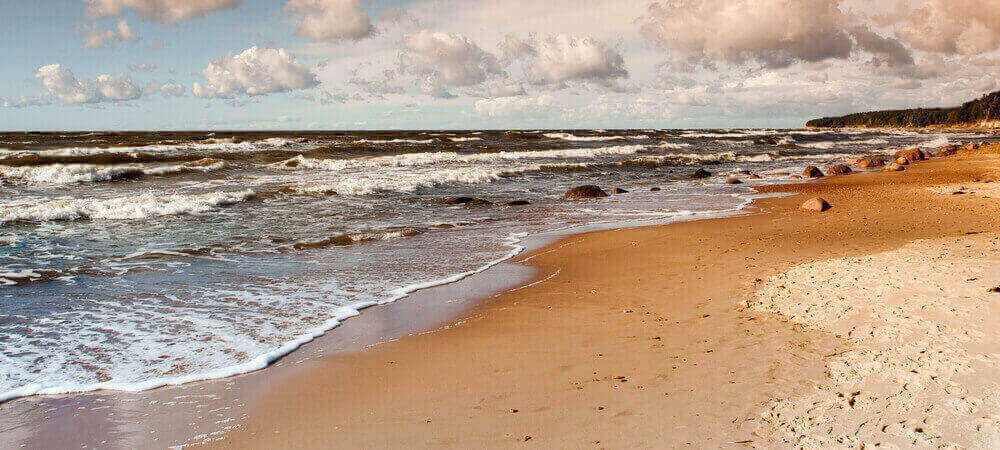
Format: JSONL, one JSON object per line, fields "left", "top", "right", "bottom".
{"left": 564, "top": 185, "right": 609, "bottom": 199}
{"left": 896, "top": 157, "right": 910, "bottom": 165}
{"left": 801, "top": 197, "right": 831, "bottom": 212}
{"left": 965, "top": 142, "right": 980, "bottom": 152}
{"left": 650, "top": 187, "right": 661, "bottom": 192}
{"left": 747, "top": 173, "right": 762, "bottom": 179}
{"left": 505, "top": 200, "right": 531, "bottom": 206}
{"left": 883, "top": 162, "right": 906, "bottom": 172}
{"left": 441, "top": 196, "right": 492, "bottom": 206}
{"left": 802, "top": 166, "right": 824, "bottom": 178}
{"left": 893, "top": 148, "right": 926, "bottom": 162}
{"left": 854, "top": 157, "right": 886, "bottom": 169}
{"left": 611, "top": 188, "right": 629, "bottom": 194}
{"left": 933, "top": 144, "right": 961, "bottom": 157}
{"left": 827, "top": 164, "right": 852, "bottom": 175}
{"left": 725, "top": 177, "right": 743, "bottom": 184}
{"left": 691, "top": 168, "right": 712, "bottom": 179}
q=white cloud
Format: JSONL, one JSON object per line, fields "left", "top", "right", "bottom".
{"left": 36, "top": 64, "right": 143, "bottom": 104}
{"left": 398, "top": 31, "right": 503, "bottom": 88}
{"left": 192, "top": 46, "right": 318, "bottom": 99}
{"left": 84, "top": 19, "right": 137, "bottom": 48}
{"left": 160, "top": 82, "right": 186, "bottom": 96}
{"left": 2, "top": 95, "right": 49, "bottom": 109}
{"left": 474, "top": 94, "right": 552, "bottom": 117}
{"left": 894, "top": 0, "right": 1000, "bottom": 55}
{"left": 84, "top": 0, "right": 241, "bottom": 23}
{"left": 285, "top": 0, "right": 373, "bottom": 42}
{"left": 641, "top": 0, "right": 858, "bottom": 68}
{"left": 503, "top": 35, "right": 628, "bottom": 86}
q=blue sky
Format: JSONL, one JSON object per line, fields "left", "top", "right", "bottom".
{"left": 1, "top": 0, "right": 999, "bottom": 131}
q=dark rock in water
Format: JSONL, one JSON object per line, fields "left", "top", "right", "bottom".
{"left": 747, "top": 173, "right": 762, "bottom": 179}
{"left": 441, "top": 196, "right": 492, "bottom": 206}
{"left": 650, "top": 187, "right": 661, "bottom": 192}
{"left": 802, "top": 166, "right": 824, "bottom": 178}
{"left": 506, "top": 200, "right": 531, "bottom": 206}
{"left": 827, "top": 164, "right": 852, "bottom": 175}
{"left": 441, "top": 196, "right": 477, "bottom": 205}
{"left": 564, "top": 185, "right": 609, "bottom": 199}
{"left": 725, "top": 177, "right": 742, "bottom": 184}
{"left": 292, "top": 234, "right": 354, "bottom": 250}
{"left": 691, "top": 168, "right": 712, "bottom": 179}
{"left": 611, "top": 188, "right": 629, "bottom": 194}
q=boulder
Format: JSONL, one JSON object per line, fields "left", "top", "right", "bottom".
{"left": 747, "top": 173, "right": 762, "bottom": 179}
{"left": 893, "top": 148, "right": 926, "bottom": 162}
{"left": 564, "top": 185, "right": 609, "bottom": 199}
{"left": 896, "top": 157, "right": 910, "bottom": 165}
{"left": 883, "top": 162, "right": 906, "bottom": 172}
{"left": 505, "top": 200, "right": 531, "bottom": 206}
{"left": 965, "top": 142, "right": 980, "bottom": 152}
{"left": 854, "top": 157, "right": 886, "bottom": 169}
{"left": 691, "top": 168, "right": 712, "bottom": 179}
{"left": 827, "top": 164, "right": 852, "bottom": 175}
{"left": 801, "top": 197, "right": 831, "bottom": 212}
{"left": 802, "top": 166, "right": 825, "bottom": 178}
{"left": 441, "top": 197, "right": 492, "bottom": 206}
{"left": 933, "top": 144, "right": 961, "bottom": 157}
{"left": 725, "top": 177, "right": 743, "bottom": 184}
{"left": 611, "top": 188, "right": 629, "bottom": 194}
{"left": 650, "top": 187, "right": 662, "bottom": 192}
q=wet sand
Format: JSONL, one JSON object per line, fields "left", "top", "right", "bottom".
{"left": 215, "top": 150, "right": 1000, "bottom": 447}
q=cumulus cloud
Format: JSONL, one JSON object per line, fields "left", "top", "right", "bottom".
{"left": 36, "top": 64, "right": 143, "bottom": 104}
{"left": 84, "top": 19, "right": 137, "bottom": 48}
{"left": 192, "top": 46, "right": 318, "bottom": 98}
{"left": 285, "top": 0, "right": 373, "bottom": 41}
{"left": 84, "top": 0, "right": 241, "bottom": 23}
{"left": 399, "top": 31, "right": 503, "bottom": 88}
{"left": 894, "top": 0, "right": 1000, "bottom": 55}
{"left": 2, "top": 95, "right": 49, "bottom": 109}
{"left": 160, "top": 82, "right": 186, "bottom": 96}
{"left": 474, "top": 94, "right": 552, "bottom": 117}
{"left": 641, "top": 0, "right": 858, "bottom": 68}
{"left": 502, "top": 35, "right": 628, "bottom": 85}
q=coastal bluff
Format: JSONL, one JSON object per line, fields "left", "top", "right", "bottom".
{"left": 808, "top": 90, "right": 1000, "bottom": 129}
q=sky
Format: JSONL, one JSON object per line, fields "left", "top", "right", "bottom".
{"left": 1, "top": 0, "right": 999, "bottom": 131}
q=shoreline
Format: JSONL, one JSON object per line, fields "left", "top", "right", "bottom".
{"left": 4, "top": 147, "right": 999, "bottom": 447}
{"left": 214, "top": 150, "right": 1000, "bottom": 447}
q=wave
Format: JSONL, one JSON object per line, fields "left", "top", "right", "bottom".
{"left": 0, "top": 190, "right": 255, "bottom": 225}
{"left": 918, "top": 136, "right": 950, "bottom": 148}
{"left": 273, "top": 145, "right": 647, "bottom": 172}
{"left": 0, "top": 158, "right": 226, "bottom": 184}
{"left": 0, "top": 138, "right": 297, "bottom": 167}
{"left": 657, "top": 142, "right": 693, "bottom": 149}
{"left": 543, "top": 133, "right": 646, "bottom": 142}
{"left": 447, "top": 137, "right": 482, "bottom": 142}
{"left": 354, "top": 138, "right": 436, "bottom": 144}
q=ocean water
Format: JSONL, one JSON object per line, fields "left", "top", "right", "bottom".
{"left": 0, "top": 128, "right": 992, "bottom": 402}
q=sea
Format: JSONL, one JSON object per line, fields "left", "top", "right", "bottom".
{"left": 0, "top": 128, "right": 993, "bottom": 403}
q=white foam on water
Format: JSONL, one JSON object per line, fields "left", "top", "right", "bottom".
{"left": 448, "top": 137, "right": 482, "bottom": 142}
{"left": 0, "top": 232, "right": 530, "bottom": 404}
{"left": 0, "top": 164, "right": 143, "bottom": 184}
{"left": 543, "top": 133, "right": 641, "bottom": 142}
{"left": 354, "top": 138, "right": 436, "bottom": 144}
{"left": 273, "top": 145, "right": 647, "bottom": 172}
{"left": 0, "top": 159, "right": 226, "bottom": 184}
{"left": 0, "top": 190, "right": 255, "bottom": 224}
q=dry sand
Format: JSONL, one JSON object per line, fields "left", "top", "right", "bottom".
{"left": 201, "top": 150, "right": 1000, "bottom": 448}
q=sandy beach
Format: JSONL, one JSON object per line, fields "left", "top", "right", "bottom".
{"left": 190, "top": 147, "right": 1000, "bottom": 448}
